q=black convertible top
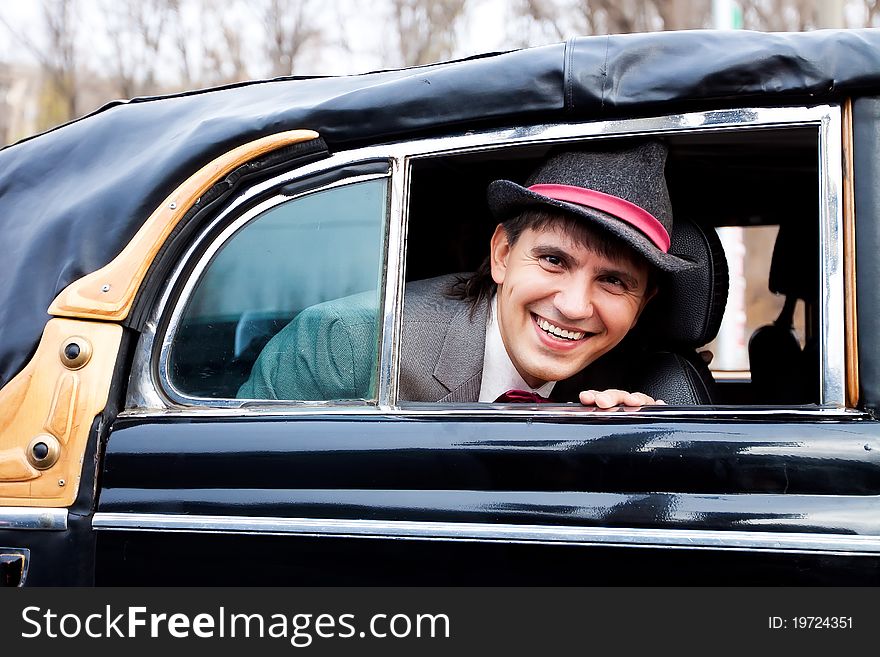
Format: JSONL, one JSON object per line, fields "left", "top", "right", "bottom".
{"left": 3, "top": 28, "right": 880, "bottom": 387}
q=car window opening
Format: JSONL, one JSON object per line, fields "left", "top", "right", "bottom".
{"left": 403, "top": 127, "right": 822, "bottom": 407}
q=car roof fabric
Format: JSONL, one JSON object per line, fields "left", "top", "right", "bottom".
{"left": 2, "top": 28, "right": 880, "bottom": 387}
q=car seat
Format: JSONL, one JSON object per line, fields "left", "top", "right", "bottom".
{"left": 747, "top": 221, "right": 819, "bottom": 404}
{"left": 629, "top": 217, "right": 729, "bottom": 404}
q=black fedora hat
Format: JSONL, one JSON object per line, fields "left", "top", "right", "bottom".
{"left": 487, "top": 140, "right": 696, "bottom": 272}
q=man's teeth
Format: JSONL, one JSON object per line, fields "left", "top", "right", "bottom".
{"left": 537, "top": 318, "right": 585, "bottom": 340}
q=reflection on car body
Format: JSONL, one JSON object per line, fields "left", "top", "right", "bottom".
{"left": 2, "top": 29, "right": 880, "bottom": 585}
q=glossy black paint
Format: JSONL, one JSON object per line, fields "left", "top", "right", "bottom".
{"left": 854, "top": 95, "right": 880, "bottom": 413}
{"left": 98, "top": 487, "right": 880, "bottom": 535}
{"left": 99, "top": 416, "right": 878, "bottom": 517}
{"left": 94, "top": 411, "right": 880, "bottom": 584}
{"left": 105, "top": 413, "right": 880, "bottom": 496}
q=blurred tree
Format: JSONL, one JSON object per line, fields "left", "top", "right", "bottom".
{"left": 652, "top": 0, "right": 712, "bottom": 28}
{"left": 515, "top": 0, "right": 567, "bottom": 41}
{"left": 168, "top": 0, "right": 196, "bottom": 88}
{"left": 739, "top": 0, "right": 817, "bottom": 30}
{"left": 389, "top": 0, "right": 468, "bottom": 66}
{"left": 1, "top": 0, "right": 879, "bottom": 139}
{"left": 160, "top": 0, "right": 253, "bottom": 89}
{"left": 261, "top": 0, "right": 321, "bottom": 77}
{"left": 39, "top": 0, "right": 80, "bottom": 125}
{"left": 511, "top": 0, "right": 845, "bottom": 39}
{"left": 514, "top": 0, "right": 710, "bottom": 41}
{"left": 202, "top": 0, "right": 253, "bottom": 84}
{"left": 102, "top": 0, "right": 174, "bottom": 97}
{"left": 0, "top": 0, "right": 80, "bottom": 127}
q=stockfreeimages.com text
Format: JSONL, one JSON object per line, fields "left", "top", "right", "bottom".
{"left": 21, "top": 606, "right": 450, "bottom": 646}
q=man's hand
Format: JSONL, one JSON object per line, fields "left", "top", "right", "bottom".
{"left": 579, "top": 389, "right": 666, "bottom": 408}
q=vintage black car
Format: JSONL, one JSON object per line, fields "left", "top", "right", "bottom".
{"left": 2, "top": 29, "right": 880, "bottom": 586}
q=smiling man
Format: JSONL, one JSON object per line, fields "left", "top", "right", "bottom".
{"left": 240, "top": 140, "right": 695, "bottom": 407}
{"left": 393, "top": 140, "right": 695, "bottom": 407}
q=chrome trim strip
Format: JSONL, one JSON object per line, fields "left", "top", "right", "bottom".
{"left": 116, "top": 405, "right": 867, "bottom": 420}
{"left": 127, "top": 105, "right": 845, "bottom": 413}
{"left": 92, "top": 513, "right": 880, "bottom": 555}
{"left": 376, "top": 156, "right": 408, "bottom": 408}
{"left": 818, "top": 108, "right": 846, "bottom": 406}
{"left": 0, "top": 508, "right": 68, "bottom": 531}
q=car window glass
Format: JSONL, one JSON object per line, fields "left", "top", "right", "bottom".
{"left": 168, "top": 178, "right": 388, "bottom": 401}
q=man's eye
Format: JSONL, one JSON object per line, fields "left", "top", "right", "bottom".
{"left": 602, "top": 276, "right": 626, "bottom": 289}
{"left": 542, "top": 255, "right": 563, "bottom": 267}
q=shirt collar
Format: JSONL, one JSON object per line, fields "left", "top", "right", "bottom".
{"left": 478, "top": 294, "right": 557, "bottom": 402}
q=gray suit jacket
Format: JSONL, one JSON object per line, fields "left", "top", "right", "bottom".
{"left": 238, "top": 274, "right": 624, "bottom": 402}
{"left": 398, "top": 275, "right": 488, "bottom": 402}
{"left": 237, "top": 274, "right": 486, "bottom": 401}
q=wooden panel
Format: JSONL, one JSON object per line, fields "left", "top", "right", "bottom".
{"left": 842, "top": 99, "right": 859, "bottom": 408}
{"left": 0, "top": 319, "right": 122, "bottom": 506}
{"left": 46, "top": 372, "right": 77, "bottom": 443}
{"left": 49, "top": 129, "right": 320, "bottom": 321}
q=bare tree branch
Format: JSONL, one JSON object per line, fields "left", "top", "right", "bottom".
{"left": 261, "top": 0, "right": 321, "bottom": 77}
{"left": 101, "top": 0, "right": 174, "bottom": 97}
{"left": 4, "top": 0, "right": 82, "bottom": 123}
{"left": 166, "top": 0, "right": 196, "bottom": 88}
{"left": 653, "top": 0, "right": 710, "bottom": 30}
{"left": 518, "top": 0, "right": 567, "bottom": 40}
{"left": 867, "top": 0, "right": 880, "bottom": 25}
{"left": 389, "top": 0, "right": 468, "bottom": 67}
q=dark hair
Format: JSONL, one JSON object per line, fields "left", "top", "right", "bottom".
{"left": 448, "top": 208, "right": 657, "bottom": 308}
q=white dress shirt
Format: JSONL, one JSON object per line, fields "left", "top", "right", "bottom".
{"left": 478, "top": 295, "right": 557, "bottom": 402}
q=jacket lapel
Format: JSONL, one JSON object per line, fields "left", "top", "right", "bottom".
{"left": 433, "top": 299, "right": 488, "bottom": 402}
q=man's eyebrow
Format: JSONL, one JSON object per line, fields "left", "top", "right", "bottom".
{"left": 531, "top": 244, "right": 575, "bottom": 262}
{"left": 596, "top": 266, "right": 641, "bottom": 288}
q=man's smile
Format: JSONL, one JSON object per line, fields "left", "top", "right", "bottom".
{"left": 531, "top": 312, "right": 595, "bottom": 343}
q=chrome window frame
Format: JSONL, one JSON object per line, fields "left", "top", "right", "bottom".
{"left": 126, "top": 104, "right": 849, "bottom": 416}
{"left": 91, "top": 512, "right": 880, "bottom": 556}
{"left": 152, "top": 171, "right": 394, "bottom": 408}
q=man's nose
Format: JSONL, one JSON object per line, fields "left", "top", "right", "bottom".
{"left": 553, "top": 283, "right": 594, "bottom": 320}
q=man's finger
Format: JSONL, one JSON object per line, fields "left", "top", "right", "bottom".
{"left": 580, "top": 389, "right": 663, "bottom": 408}
{"left": 594, "top": 391, "right": 622, "bottom": 408}
{"left": 579, "top": 390, "right": 598, "bottom": 405}
{"left": 623, "top": 392, "right": 653, "bottom": 406}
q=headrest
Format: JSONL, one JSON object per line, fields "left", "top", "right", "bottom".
{"left": 769, "top": 221, "right": 818, "bottom": 302}
{"left": 637, "top": 217, "right": 729, "bottom": 349}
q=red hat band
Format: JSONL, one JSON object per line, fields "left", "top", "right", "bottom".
{"left": 528, "top": 183, "right": 671, "bottom": 252}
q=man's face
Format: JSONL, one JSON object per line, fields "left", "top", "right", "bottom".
{"left": 490, "top": 222, "right": 654, "bottom": 388}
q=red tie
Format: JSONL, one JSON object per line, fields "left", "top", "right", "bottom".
{"left": 494, "top": 389, "right": 554, "bottom": 403}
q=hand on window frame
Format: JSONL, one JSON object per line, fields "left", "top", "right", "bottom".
{"left": 578, "top": 389, "right": 666, "bottom": 409}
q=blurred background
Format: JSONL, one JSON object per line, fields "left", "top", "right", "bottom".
{"left": 0, "top": 0, "right": 869, "bottom": 374}
{"left": 0, "top": 0, "right": 873, "bottom": 144}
